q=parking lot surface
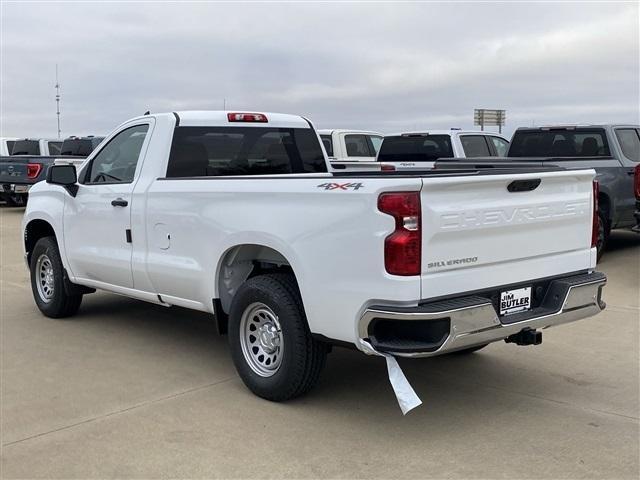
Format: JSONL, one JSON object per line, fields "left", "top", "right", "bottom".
{"left": 1, "top": 205, "right": 638, "bottom": 479}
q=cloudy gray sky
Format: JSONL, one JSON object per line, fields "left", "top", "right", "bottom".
{"left": 1, "top": 1, "right": 638, "bottom": 138}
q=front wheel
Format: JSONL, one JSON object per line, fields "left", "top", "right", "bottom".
{"left": 30, "top": 236, "right": 82, "bottom": 318}
{"left": 228, "top": 273, "right": 328, "bottom": 401}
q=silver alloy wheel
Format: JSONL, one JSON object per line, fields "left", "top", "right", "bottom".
{"left": 239, "top": 302, "right": 284, "bottom": 377}
{"left": 36, "top": 253, "right": 55, "bottom": 303}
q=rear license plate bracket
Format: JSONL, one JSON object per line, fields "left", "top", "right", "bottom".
{"left": 499, "top": 287, "right": 532, "bottom": 316}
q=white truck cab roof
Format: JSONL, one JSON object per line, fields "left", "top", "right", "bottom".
{"left": 317, "top": 129, "right": 382, "bottom": 136}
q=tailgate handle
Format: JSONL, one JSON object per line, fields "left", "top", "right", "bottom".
{"left": 507, "top": 179, "right": 541, "bottom": 192}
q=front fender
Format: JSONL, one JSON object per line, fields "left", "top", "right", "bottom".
{"left": 22, "top": 184, "right": 71, "bottom": 274}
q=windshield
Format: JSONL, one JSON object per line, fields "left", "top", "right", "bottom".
{"left": 509, "top": 129, "right": 611, "bottom": 157}
{"left": 11, "top": 140, "right": 40, "bottom": 155}
{"left": 377, "top": 135, "right": 453, "bottom": 162}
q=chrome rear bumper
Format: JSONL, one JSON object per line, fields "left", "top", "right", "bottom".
{"left": 359, "top": 271, "right": 606, "bottom": 358}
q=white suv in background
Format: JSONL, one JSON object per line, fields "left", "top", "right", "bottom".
{"left": 377, "top": 129, "right": 510, "bottom": 170}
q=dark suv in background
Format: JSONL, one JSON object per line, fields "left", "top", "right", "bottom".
{"left": 507, "top": 125, "right": 639, "bottom": 257}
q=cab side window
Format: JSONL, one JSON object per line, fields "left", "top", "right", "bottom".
{"left": 615, "top": 128, "right": 640, "bottom": 162}
{"left": 345, "top": 135, "right": 372, "bottom": 157}
{"left": 461, "top": 135, "right": 491, "bottom": 157}
{"left": 489, "top": 136, "right": 509, "bottom": 156}
{"left": 84, "top": 125, "right": 149, "bottom": 184}
{"left": 369, "top": 135, "right": 383, "bottom": 154}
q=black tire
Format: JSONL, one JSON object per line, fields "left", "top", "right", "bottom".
{"left": 596, "top": 210, "right": 610, "bottom": 261}
{"left": 450, "top": 343, "right": 489, "bottom": 354}
{"left": 30, "top": 236, "right": 82, "bottom": 318}
{"left": 228, "top": 273, "right": 328, "bottom": 401}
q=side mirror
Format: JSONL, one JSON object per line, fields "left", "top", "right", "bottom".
{"left": 46, "top": 164, "right": 78, "bottom": 197}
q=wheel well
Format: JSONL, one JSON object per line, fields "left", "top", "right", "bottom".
{"left": 216, "top": 244, "right": 294, "bottom": 316}
{"left": 24, "top": 219, "right": 56, "bottom": 264}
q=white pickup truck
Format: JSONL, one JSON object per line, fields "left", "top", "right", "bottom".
{"left": 23, "top": 111, "right": 606, "bottom": 408}
{"left": 377, "top": 130, "right": 510, "bottom": 170}
{"left": 8, "top": 138, "right": 63, "bottom": 156}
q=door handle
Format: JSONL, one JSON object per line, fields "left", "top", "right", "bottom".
{"left": 627, "top": 170, "right": 635, "bottom": 176}
{"left": 111, "top": 198, "right": 128, "bottom": 207}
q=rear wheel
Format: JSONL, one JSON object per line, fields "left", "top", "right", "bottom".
{"left": 30, "top": 236, "right": 82, "bottom": 318}
{"left": 229, "top": 273, "right": 328, "bottom": 401}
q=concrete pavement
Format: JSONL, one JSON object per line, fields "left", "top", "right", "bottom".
{"left": 1, "top": 205, "right": 638, "bottom": 479}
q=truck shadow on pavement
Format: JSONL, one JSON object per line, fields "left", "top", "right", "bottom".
{"left": 605, "top": 229, "right": 640, "bottom": 255}
{"left": 74, "top": 292, "right": 577, "bottom": 422}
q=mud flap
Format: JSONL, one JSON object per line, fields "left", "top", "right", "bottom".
{"left": 359, "top": 340, "right": 422, "bottom": 414}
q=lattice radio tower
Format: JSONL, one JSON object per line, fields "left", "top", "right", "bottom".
{"left": 55, "top": 65, "right": 61, "bottom": 139}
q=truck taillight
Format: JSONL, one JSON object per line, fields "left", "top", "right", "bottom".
{"left": 27, "top": 163, "right": 42, "bottom": 179}
{"left": 380, "top": 164, "right": 395, "bottom": 172}
{"left": 378, "top": 192, "right": 421, "bottom": 276}
{"left": 634, "top": 164, "right": 640, "bottom": 199}
{"left": 227, "top": 112, "right": 268, "bottom": 123}
{"left": 591, "top": 180, "right": 599, "bottom": 249}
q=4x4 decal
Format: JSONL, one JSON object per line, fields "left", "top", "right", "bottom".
{"left": 317, "top": 182, "right": 364, "bottom": 191}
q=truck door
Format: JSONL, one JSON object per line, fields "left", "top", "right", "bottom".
{"left": 63, "top": 121, "right": 153, "bottom": 288}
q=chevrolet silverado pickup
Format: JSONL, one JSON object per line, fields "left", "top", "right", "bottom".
{"left": 507, "top": 125, "right": 639, "bottom": 255}
{"left": 0, "top": 136, "right": 103, "bottom": 206}
{"left": 22, "top": 111, "right": 606, "bottom": 409}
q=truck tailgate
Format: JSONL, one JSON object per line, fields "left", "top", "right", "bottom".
{"left": 0, "top": 157, "right": 29, "bottom": 183}
{"left": 420, "top": 169, "right": 596, "bottom": 299}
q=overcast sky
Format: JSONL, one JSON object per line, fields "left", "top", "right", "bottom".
{"left": 1, "top": 1, "right": 638, "bottom": 139}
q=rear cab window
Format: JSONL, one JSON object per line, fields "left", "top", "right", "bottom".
{"left": 11, "top": 140, "right": 40, "bottom": 155}
{"left": 509, "top": 128, "right": 611, "bottom": 157}
{"left": 166, "top": 127, "right": 327, "bottom": 177}
{"left": 377, "top": 134, "right": 453, "bottom": 163}
{"left": 61, "top": 139, "right": 99, "bottom": 156}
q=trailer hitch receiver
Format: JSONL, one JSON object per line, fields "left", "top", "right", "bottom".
{"left": 505, "top": 328, "right": 542, "bottom": 346}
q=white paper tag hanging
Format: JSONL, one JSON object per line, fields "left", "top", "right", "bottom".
{"left": 359, "top": 340, "right": 422, "bottom": 415}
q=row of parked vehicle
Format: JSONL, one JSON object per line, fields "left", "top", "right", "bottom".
{"left": 3, "top": 122, "right": 640, "bottom": 256}
{"left": 320, "top": 124, "right": 640, "bottom": 256}
{"left": 0, "top": 135, "right": 104, "bottom": 206}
